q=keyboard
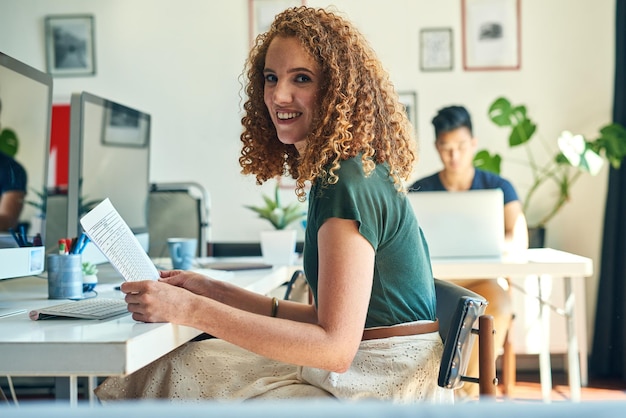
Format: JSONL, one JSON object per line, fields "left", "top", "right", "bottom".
{"left": 29, "top": 298, "right": 130, "bottom": 321}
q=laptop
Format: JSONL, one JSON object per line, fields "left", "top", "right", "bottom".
{"left": 407, "top": 189, "right": 505, "bottom": 259}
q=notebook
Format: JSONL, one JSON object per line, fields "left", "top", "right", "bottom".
{"left": 407, "top": 189, "right": 505, "bottom": 259}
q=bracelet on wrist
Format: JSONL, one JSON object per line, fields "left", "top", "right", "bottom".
{"left": 271, "top": 297, "right": 279, "bottom": 317}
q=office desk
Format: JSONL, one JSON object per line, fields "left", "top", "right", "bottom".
{"left": 430, "top": 248, "right": 593, "bottom": 403}
{"left": 0, "top": 262, "right": 289, "bottom": 406}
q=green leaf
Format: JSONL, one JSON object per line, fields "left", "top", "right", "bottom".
{"left": 243, "top": 181, "right": 305, "bottom": 229}
{"left": 488, "top": 97, "right": 514, "bottom": 127}
{"left": 82, "top": 261, "right": 98, "bottom": 275}
{"left": 509, "top": 105, "right": 529, "bottom": 126}
{"left": 488, "top": 97, "right": 536, "bottom": 147}
{"left": 555, "top": 152, "right": 570, "bottom": 165}
{"left": 595, "top": 123, "right": 626, "bottom": 169}
{"left": 261, "top": 194, "right": 278, "bottom": 210}
{"left": 0, "top": 128, "right": 19, "bottom": 157}
{"left": 509, "top": 119, "right": 536, "bottom": 147}
{"left": 473, "top": 150, "right": 501, "bottom": 174}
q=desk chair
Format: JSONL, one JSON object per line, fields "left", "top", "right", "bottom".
{"left": 44, "top": 193, "right": 69, "bottom": 253}
{"left": 282, "top": 269, "right": 310, "bottom": 303}
{"left": 281, "top": 274, "right": 497, "bottom": 399}
{"left": 148, "top": 182, "right": 210, "bottom": 258}
{"left": 435, "top": 278, "right": 497, "bottom": 399}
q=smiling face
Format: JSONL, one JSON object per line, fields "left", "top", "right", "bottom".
{"left": 263, "top": 36, "right": 321, "bottom": 153}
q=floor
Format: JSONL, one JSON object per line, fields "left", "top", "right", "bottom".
{"left": 3, "top": 371, "right": 626, "bottom": 404}
{"left": 490, "top": 371, "right": 626, "bottom": 402}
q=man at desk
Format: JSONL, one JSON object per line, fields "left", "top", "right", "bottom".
{"left": 410, "top": 105, "right": 528, "bottom": 398}
{"left": 0, "top": 97, "right": 27, "bottom": 232}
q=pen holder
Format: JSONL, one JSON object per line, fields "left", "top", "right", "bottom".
{"left": 47, "top": 254, "right": 84, "bottom": 299}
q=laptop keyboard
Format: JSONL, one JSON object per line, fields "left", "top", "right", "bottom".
{"left": 29, "top": 298, "right": 129, "bottom": 320}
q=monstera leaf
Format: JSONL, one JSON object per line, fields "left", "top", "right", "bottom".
{"left": 0, "top": 127, "right": 18, "bottom": 156}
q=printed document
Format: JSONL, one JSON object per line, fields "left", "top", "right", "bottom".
{"left": 80, "top": 198, "right": 159, "bottom": 281}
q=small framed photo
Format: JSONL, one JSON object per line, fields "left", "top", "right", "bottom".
{"left": 248, "top": 0, "right": 306, "bottom": 47}
{"left": 420, "top": 28, "right": 453, "bottom": 71}
{"left": 45, "top": 14, "right": 96, "bottom": 77}
{"left": 398, "top": 91, "right": 418, "bottom": 133}
{"left": 102, "top": 103, "right": 150, "bottom": 148}
{"left": 462, "top": 0, "right": 521, "bottom": 71}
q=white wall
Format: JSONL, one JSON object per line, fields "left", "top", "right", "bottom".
{"left": 0, "top": 0, "right": 616, "bottom": 352}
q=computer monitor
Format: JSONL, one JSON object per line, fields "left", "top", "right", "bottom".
{"left": 0, "top": 51, "right": 52, "bottom": 280}
{"left": 67, "top": 91, "right": 151, "bottom": 264}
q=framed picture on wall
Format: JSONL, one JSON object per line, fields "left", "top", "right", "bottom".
{"left": 102, "top": 103, "right": 149, "bottom": 148}
{"left": 248, "top": 0, "right": 306, "bottom": 47}
{"left": 398, "top": 91, "right": 418, "bottom": 133}
{"left": 461, "top": 0, "right": 521, "bottom": 71}
{"left": 45, "top": 14, "right": 96, "bottom": 77}
{"left": 420, "top": 28, "right": 453, "bottom": 71}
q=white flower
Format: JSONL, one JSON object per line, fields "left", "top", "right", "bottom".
{"left": 557, "top": 130, "right": 603, "bottom": 175}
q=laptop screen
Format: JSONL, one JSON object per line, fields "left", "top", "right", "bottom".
{"left": 407, "top": 189, "right": 505, "bottom": 259}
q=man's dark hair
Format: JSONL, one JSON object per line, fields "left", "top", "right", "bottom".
{"left": 431, "top": 105, "right": 473, "bottom": 139}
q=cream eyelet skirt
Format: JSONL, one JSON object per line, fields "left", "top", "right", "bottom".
{"left": 94, "top": 331, "right": 453, "bottom": 404}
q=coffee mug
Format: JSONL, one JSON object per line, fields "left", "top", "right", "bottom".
{"left": 47, "top": 254, "right": 84, "bottom": 299}
{"left": 167, "top": 238, "right": 197, "bottom": 270}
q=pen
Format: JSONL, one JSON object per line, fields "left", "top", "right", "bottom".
{"left": 59, "top": 238, "right": 72, "bottom": 254}
{"left": 9, "top": 227, "right": 24, "bottom": 247}
{"left": 70, "top": 237, "right": 78, "bottom": 253}
{"left": 73, "top": 233, "right": 90, "bottom": 254}
{"left": 78, "top": 235, "right": 90, "bottom": 254}
{"left": 19, "top": 224, "right": 27, "bottom": 244}
{"left": 33, "top": 233, "right": 43, "bottom": 247}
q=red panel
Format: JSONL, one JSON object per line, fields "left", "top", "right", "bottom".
{"left": 50, "top": 104, "right": 70, "bottom": 187}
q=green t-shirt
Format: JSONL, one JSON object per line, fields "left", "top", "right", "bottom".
{"left": 303, "top": 157, "right": 436, "bottom": 328}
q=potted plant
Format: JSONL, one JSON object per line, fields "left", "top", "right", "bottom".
{"left": 23, "top": 187, "right": 47, "bottom": 235}
{"left": 474, "top": 97, "right": 626, "bottom": 247}
{"left": 244, "top": 181, "right": 305, "bottom": 265}
{"left": 81, "top": 261, "right": 98, "bottom": 292}
{"left": 25, "top": 187, "right": 46, "bottom": 214}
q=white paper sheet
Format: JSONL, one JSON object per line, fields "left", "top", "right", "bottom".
{"left": 80, "top": 198, "right": 159, "bottom": 281}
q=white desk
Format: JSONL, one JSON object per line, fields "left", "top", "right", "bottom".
{"left": 1, "top": 250, "right": 590, "bottom": 404}
{"left": 430, "top": 248, "right": 593, "bottom": 403}
{"left": 0, "top": 261, "right": 290, "bottom": 406}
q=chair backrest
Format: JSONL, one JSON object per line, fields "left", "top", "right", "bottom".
{"left": 435, "top": 278, "right": 488, "bottom": 390}
{"left": 148, "top": 182, "right": 210, "bottom": 258}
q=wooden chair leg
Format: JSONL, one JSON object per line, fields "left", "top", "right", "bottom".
{"left": 479, "top": 314, "right": 498, "bottom": 398}
{"left": 500, "top": 279, "right": 516, "bottom": 396}
{"left": 501, "top": 326, "right": 516, "bottom": 396}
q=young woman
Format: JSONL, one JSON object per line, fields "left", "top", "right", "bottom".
{"left": 96, "top": 7, "right": 451, "bottom": 403}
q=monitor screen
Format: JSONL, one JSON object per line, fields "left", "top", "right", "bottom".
{"left": 0, "top": 51, "right": 52, "bottom": 280}
{"left": 67, "top": 91, "right": 151, "bottom": 264}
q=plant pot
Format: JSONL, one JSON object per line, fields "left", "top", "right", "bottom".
{"left": 83, "top": 274, "right": 98, "bottom": 292}
{"left": 528, "top": 226, "right": 546, "bottom": 249}
{"left": 260, "top": 229, "right": 297, "bottom": 266}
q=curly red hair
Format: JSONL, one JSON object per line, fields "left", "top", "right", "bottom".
{"left": 239, "top": 6, "right": 417, "bottom": 201}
